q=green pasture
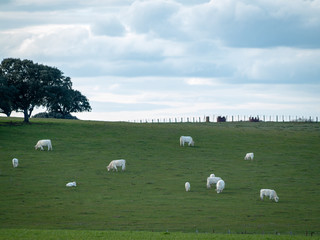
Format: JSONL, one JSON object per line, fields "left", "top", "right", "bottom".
{"left": 0, "top": 229, "right": 317, "bottom": 240}
{"left": 0, "top": 117, "right": 319, "bottom": 237}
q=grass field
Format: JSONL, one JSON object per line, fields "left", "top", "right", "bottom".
{"left": 0, "top": 229, "right": 317, "bottom": 240}
{"left": 0, "top": 117, "right": 319, "bottom": 237}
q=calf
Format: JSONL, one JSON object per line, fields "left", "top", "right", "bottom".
{"left": 66, "top": 181, "right": 77, "bottom": 187}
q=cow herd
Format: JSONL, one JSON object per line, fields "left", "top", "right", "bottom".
{"left": 10, "top": 135, "right": 279, "bottom": 202}
{"left": 105, "top": 135, "right": 279, "bottom": 202}
{"left": 179, "top": 136, "right": 278, "bottom": 202}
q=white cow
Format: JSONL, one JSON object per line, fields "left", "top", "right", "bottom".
{"left": 180, "top": 136, "right": 194, "bottom": 147}
{"left": 216, "top": 179, "right": 225, "bottom": 193}
{"left": 260, "top": 189, "right": 279, "bottom": 202}
{"left": 12, "top": 158, "right": 19, "bottom": 168}
{"left": 66, "top": 181, "right": 77, "bottom": 187}
{"left": 35, "top": 139, "right": 52, "bottom": 151}
{"left": 185, "top": 182, "right": 190, "bottom": 192}
{"left": 244, "top": 152, "right": 254, "bottom": 160}
{"left": 107, "top": 159, "right": 126, "bottom": 172}
{"left": 206, "top": 176, "right": 222, "bottom": 189}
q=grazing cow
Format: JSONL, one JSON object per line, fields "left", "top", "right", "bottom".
{"left": 179, "top": 136, "right": 194, "bottom": 147}
{"left": 107, "top": 159, "right": 126, "bottom": 172}
{"left": 206, "top": 176, "right": 222, "bottom": 189}
{"left": 12, "top": 158, "right": 19, "bottom": 168}
{"left": 185, "top": 182, "right": 190, "bottom": 192}
{"left": 66, "top": 181, "right": 76, "bottom": 187}
{"left": 216, "top": 180, "right": 225, "bottom": 193}
{"left": 244, "top": 152, "right": 254, "bottom": 160}
{"left": 35, "top": 139, "right": 52, "bottom": 151}
{"left": 260, "top": 189, "right": 279, "bottom": 202}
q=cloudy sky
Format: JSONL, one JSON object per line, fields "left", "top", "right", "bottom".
{"left": 1, "top": 0, "right": 320, "bottom": 121}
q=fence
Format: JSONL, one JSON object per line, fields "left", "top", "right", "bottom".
{"left": 131, "top": 115, "right": 319, "bottom": 123}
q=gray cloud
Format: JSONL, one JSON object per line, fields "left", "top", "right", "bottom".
{"left": 1, "top": 0, "right": 319, "bottom": 121}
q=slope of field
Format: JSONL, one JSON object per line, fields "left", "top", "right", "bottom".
{"left": 0, "top": 117, "right": 319, "bottom": 235}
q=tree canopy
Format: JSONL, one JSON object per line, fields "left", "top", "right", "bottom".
{"left": 0, "top": 58, "right": 91, "bottom": 122}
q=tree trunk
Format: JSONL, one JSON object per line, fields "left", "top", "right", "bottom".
{"left": 23, "top": 109, "right": 29, "bottom": 123}
{"left": 28, "top": 105, "right": 34, "bottom": 118}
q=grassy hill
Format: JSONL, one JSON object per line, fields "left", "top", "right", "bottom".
{"left": 0, "top": 117, "right": 319, "bottom": 236}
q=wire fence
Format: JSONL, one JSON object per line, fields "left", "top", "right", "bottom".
{"left": 131, "top": 115, "right": 319, "bottom": 123}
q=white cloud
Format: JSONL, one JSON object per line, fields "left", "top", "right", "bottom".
{"left": 185, "top": 78, "right": 222, "bottom": 86}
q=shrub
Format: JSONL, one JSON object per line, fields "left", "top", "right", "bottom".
{"left": 32, "top": 112, "right": 78, "bottom": 120}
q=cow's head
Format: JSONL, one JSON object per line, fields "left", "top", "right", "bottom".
{"left": 274, "top": 196, "right": 279, "bottom": 202}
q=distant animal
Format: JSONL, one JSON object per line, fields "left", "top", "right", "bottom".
{"left": 244, "top": 152, "right": 254, "bottom": 160}
{"left": 185, "top": 182, "right": 190, "bottom": 192}
{"left": 260, "top": 189, "right": 279, "bottom": 202}
{"left": 35, "top": 139, "right": 52, "bottom": 151}
{"left": 209, "top": 173, "right": 215, "bottom": 178}
{"left": 12, "top": 158, "right": 19, "bottom": 168}
{"left": 179, "top": 136, "right": 194, "bottom": 147}
{"left": 207, "top": 176, "right": 222, "bottom": 189}
{"left": 66, "top": 181, "right": 76, "bottom": 187}
{"left": 107, "top": 159, "right": 126, "bottom": 172}
{"left": 216, "top": 179, "right": 225, "bottom": 193}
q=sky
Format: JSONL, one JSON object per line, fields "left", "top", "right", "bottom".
{"left": 1, "top": 0, "right": 320, "bottom": 122}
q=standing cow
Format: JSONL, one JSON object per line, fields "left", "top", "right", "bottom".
{"left": 216, "top": 180, "right": 225, "bottom": 193}
{"left": 12, "top": 158, "right": 19, "bottom": 168}
{"left": 180, "top": 136, "right": 194, "bottom": 147}
{"left": 35, "top": 139, "right": 53, "bottom": 151}
{"left": 244, "top": 152, "right": 254, "bottom": 160}
{"left": 260, "top": 189, "right": 279, "bottom": 202}
{"left": 207, "top": 176, "right": 222, "bottom": 189}
{"left": 107, "top": 159, "right": 126, "bottom": 172}
{"left": 185, "top": 182, "right": 190, "bottom": 192}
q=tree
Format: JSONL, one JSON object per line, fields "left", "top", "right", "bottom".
{"left": 0, "top": 58, "right": 91, "bottom": 122}
{"left": 45, "top": 81, "right": 91, "bottom": 117}
{"left": 0, "top": 58, "right": 63, "bottom": 122}
{"left": 0, "top": 74, "right": 17, "bottom": 116}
